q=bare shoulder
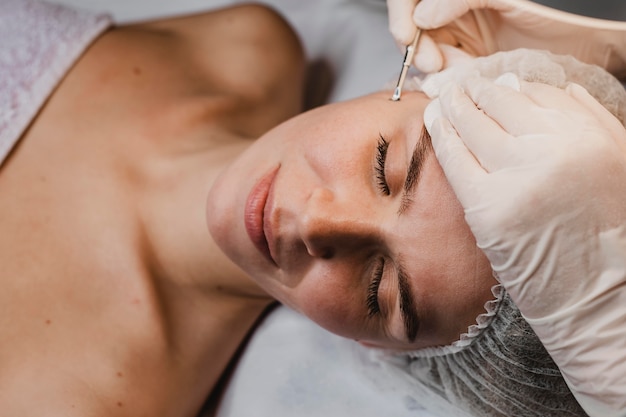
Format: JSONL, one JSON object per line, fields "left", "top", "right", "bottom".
{"left": 74, "top": 3, "right": 309, "bottom": 137}
{"left": 135, "top": 4, "right": 306, "bottom": 106}
{"left": 38, "top": 3, "right": 306, "bottom": 145}
{"left": 140, "top": 3, "right": 302, "bottom": 52}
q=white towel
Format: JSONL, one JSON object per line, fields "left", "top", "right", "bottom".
{"left": 0, "top": 0, "right": 111, "bottom": 166}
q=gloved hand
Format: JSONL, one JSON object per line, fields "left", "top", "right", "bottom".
{"left": 386, "top": 0, "right": 626, "bottom": 75}
{"left": 424, "top": 73, "right": 626, "bottom": 417}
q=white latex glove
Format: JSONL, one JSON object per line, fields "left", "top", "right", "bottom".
{"left": 386, "top": 0, "right": 626, "bottom": 75}
{"left": 424, "top": 73, "right": 626, "bottom": 417}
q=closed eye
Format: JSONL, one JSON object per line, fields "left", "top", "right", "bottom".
{"left": 375, "top": 134, "right": 390, "bottom": 196}
{"left": 367, "top": 257, "right": 384, "bottom": 317}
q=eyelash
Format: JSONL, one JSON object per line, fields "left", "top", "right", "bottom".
{"left": 367, "top": 257, "right": 385, "bottom": 317}
{"left": 375, "top": 135, "right": 391, "bottom": 196}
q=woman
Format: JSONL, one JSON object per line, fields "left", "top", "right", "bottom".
{"left": 210, "top": 46, "right": 626, "bottom": 416}
{"left": 206, "top": 89, "right": 498, "bottom": 351}
{"left": 1, "top": 1, "right": 303, "bottom": 415}
{"left": 1, "top": 1, "right": 615, "bottom": 416}
{"left": 2, "top": 0, "right": 498, "bottom": 413}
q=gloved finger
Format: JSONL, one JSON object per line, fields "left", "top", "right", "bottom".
{"left": 412, "top": 22, "right": 480, "bottom": 73}
{"left": 461, "top": 74, "right": 559, "bottom": 136}
{"left": 438, "top": 43, "right": 475, "bottom": 68}
{"left": 439, "top": 82, "right": 513, "bottom": 172}
{"left": 566, "top": 82, "right": 626, "bottom": 145}
{"left": 519, "top": 81, "right": 600, "bottom": 120}
{"left": 412, "top": 0, "right": 473, "bottom": 29}
{"left": 428, "top": 115, "right": 486, "bottom": 208}
{"left": 387, "top": 0, "right": 419, "bottom": 45}
{"left": 412, "top": 0, "right": 509, "bottom": 29}
{"left": 412, "top": 33, "right": 444, "bottom": 73}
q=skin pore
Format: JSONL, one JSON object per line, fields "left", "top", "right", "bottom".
{"left": 207, "top": 90, "right": 498, "bottom": 351}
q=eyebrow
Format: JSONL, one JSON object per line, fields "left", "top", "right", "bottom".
{"left": 399, "top": 125, "right": 432, "bottom": 215}
{"left": 397, "top": 262, "right": 419, "bottom": 342}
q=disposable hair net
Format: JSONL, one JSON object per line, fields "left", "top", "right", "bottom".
{"left": 416, "top": 48, "right": 626, "bottom": 125}
{"left": 357, "top": 290, "right": 586, "bottom": 416}
{"left": 360, "top": 49, "right": 626, "bottom": 417}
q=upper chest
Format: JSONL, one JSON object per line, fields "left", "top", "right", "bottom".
{"left": 0, "top": 9, "right": 292, "bottom": 415}
{"left": 0, "top": 19, "right": 257, "bottom": 387}
{"left": 0, "top": 18, "right": 258, "bottom": 315}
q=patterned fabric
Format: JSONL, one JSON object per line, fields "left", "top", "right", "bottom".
{"left": 0, "top": 0, "right": 111, "bottom": 166}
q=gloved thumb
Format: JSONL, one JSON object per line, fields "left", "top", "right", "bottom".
{"left": 412, "top": 33, "right": 444, "bottom": 73}
{"left": 413, "top": 0, "right": 509, "bottom": 29}
{"left": 388, "top": 0, "right": 420, "bottom": 45}
{"left": 424, "top": 98, "right": 485, "bottom": 210}
{"left": 437, "top": 43, "right": 475, "bottom": 68}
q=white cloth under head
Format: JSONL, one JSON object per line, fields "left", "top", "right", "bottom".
{"left": 0, "top": 0, "right": 111, "bottom": 167}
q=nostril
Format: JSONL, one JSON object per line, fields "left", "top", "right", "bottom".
{"left": 321, "top": 248, "right": 334, "bottom": 259}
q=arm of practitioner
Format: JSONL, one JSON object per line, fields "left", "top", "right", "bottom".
{"left": 423, "top": 73, "right": 626, "bottom": 416}
{"left": 386, "top": 0, "right": 626, "bottom": 75}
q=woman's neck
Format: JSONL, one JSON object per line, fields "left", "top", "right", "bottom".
{"left": 135, "top": 135, "right": 271, "bottom": 302}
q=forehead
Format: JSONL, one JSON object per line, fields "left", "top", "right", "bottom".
{"left": 300, "top": 90, "right": 430, "bottom": 129}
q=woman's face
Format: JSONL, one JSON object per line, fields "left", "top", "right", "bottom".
{"left": 207, "top": 90, "right": 496, "bottom": 350}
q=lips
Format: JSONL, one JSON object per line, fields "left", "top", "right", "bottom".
{"left": 244, "top": 167, "right": 279, "bottom": 266}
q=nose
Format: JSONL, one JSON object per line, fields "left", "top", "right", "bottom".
{"left": 298, "top": 187, "right": 380, "bottom": 258}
